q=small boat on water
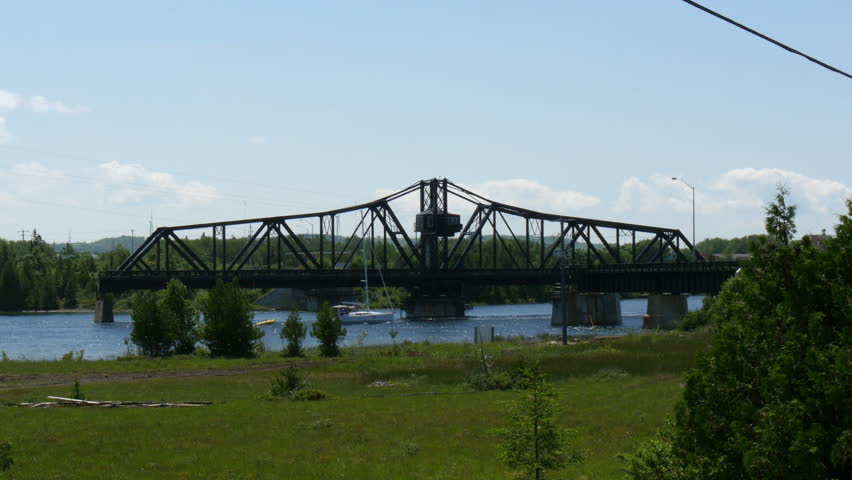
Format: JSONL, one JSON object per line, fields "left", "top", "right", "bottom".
{"left": 255, "top": 319, "right": 276, "bottom": 326}
{"left": 332, "top": 304, "right": 395, "bottom": 324}
{"left": 331, "top": 224, "right": 397, "bottom": 325}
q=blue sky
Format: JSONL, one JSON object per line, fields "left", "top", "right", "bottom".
{"left": 1, "top": 0, "right": 850, "bottom": 244}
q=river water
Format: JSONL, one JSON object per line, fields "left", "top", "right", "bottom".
{"left": 0, "top": 297, "right": 704, "bottom": 360}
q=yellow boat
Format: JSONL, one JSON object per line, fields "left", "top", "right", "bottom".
{"left": 255, "top": 319, "right": 276, "bottom": 326}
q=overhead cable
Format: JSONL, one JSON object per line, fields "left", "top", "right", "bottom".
{"left": 680, "top": 0, "right": 852, "bottom": 80}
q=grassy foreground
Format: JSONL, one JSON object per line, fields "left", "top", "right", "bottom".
{"left": 0, "top": 333, "right": 711, "bottom": 479}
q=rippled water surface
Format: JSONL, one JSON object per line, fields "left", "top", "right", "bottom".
{"left": 0, "top": 297, "right": 703, "bottom": 360}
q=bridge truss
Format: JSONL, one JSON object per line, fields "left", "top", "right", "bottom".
{"left": 101, "top": 178, "right": 736, "bottom": 295}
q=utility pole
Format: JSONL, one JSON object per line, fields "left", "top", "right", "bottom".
{"left": 18, "top": 229, "right": 26, "bottom": 243}
{"left": 560, "top": 250, "right": 567, "bottom": 345}
{"left": 130, "top": 228, "right": 134, "bottom": 252}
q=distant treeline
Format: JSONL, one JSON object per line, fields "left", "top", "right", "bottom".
{"left": 696, "top": 235, "right": 764, "bottom": 258}
{"left": 0, "top": 230, "right": 130, "bottom": 311}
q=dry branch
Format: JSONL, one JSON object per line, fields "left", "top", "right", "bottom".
{"left": 13, "top": 396, "right": 212, "bottom": 408}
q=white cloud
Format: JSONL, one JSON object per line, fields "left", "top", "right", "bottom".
{"left": 714, "top": 168, "right": 852, "bottom": 215}
{"left": 610, "top": 169, "right": 851, "bottom": 238}
{"left": 248, "top": 135, "right": 267, "bottom": 145}
{"left": 377, "top": 179, "right": 599, "bottom": 216}
{"left": 30, "top": 95, "right": 90, "bottom": 114}
{"left": 0, "top": 117, "right": 10, "bottom": 143}
{"left": 8, "top": 162, "right": 67, "bottom": 194}
{"left": 0, "top": 90, "right": 20, "bottom": 111}
{"left": 463, "top": 179, "right": 600, "bottom": 213}
{"left": 612, "top": 175, "right": 700, "bottom": 214}
{"left": 97, "top": 161, "right": 222, "bottom": 206}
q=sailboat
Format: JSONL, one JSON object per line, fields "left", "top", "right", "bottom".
{"left": 332, "top": 228, "right": 396, "bottom": 324}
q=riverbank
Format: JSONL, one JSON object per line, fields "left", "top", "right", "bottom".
{"left": 0, "top": 332, "right": 711, "bottom": 479}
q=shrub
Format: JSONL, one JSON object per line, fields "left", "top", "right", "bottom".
{"left": 0, "top": 441, "right": 12, "bottom": 471}
{"left": 200, "top": 279, "right": 264, "bottom": 358}
{"left": 627, "top": 190, "right": 852, "bottom": 479}
{"left": 71, "top": 378, "right": 86, "bottom": 400}
{"left": 130, "top": 291, "right": 173, "bottom": 357}
{"left": 160, "top": 279, "right": 199, "bottom": 355}
{"left": 677, "top": 296, "right": 715, "bottom": 331}
{"left": 498, "top": 363, "right": 582, "bottom": 479}
{"left": 280, "top": 309, "right": 307, "bottom": 357}
{"left": 291, "top": 388, "right": 327, "bottom": 401}
{"left": 269, "top": 366, "right": 307, "bottom": 397}
{"left": 310, "top": 302, "right": 346, "bottom": 357}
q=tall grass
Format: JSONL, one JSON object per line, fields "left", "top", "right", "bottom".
{"left": 0, "top": 332, "right": 712, "bottom": 479}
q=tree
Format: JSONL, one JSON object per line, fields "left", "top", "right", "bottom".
{"left": 498, "top": 363, "right": 581, "bottom": 479}
{"left": 200, "top": 279, "right": 263, "bottom": 358}
{"left": 160, "top": 279, "right": 199, "bottom": 355}
{"left": 626, "top": 188, "right": 852, "bottom": 480}
{"left": 0, "top": 261, "right": 25, "bottom": 311}
{"left": 130, "top": 291, "right": 173, "bottom": 357}
{"left": 310, "top": 301, "right": 346, "bottom": 357}
{"left": 281, "top": 309, "right": 307, "bottom": 357}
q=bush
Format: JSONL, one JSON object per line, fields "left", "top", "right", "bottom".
{"left": 200, "top": 279, "right": 264, "bottom": 358}
{"left": 130, "top": 290, "right": 173, "bottom": 357}
{"left": 269, "top": 366, "right": 307, "bottom": 397}
{"left": 311, "top": 302, "right": 346, "bottom": 357}
{"left": 160, "top": 279, "right": 199, "bottom": 355}
{"left": 291, "top": 388, "right": 327, "bottom": 401}
{"left": 498, "top": 363, "right": 582, "bottom": 479}
{"left": 677, "top": 296, "right": 715, "bottom": 331}
{"left": 70, "top": 378, "right": 86, "bottom": 400}
{"left": 0, "top": 441, "right": 12, "bottom": 471}
{"left": 627, "top": 190, "right": 852, "bottom": 479}
{"left": 280, "top": 309, "right": 307, "bottom": 357}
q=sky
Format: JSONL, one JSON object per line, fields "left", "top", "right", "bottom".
{"left": 1, "top": 0, "right": 850, "bottom": 245}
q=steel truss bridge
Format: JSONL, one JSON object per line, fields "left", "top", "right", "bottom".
{"left": 99, "top": 178, "right": 738, "bottom": 296}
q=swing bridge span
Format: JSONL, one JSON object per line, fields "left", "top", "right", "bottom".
{"left": 99, "top": 178, "right": 738, "bottom": 299}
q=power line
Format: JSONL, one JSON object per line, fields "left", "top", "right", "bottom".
{"left": 680, "top": 0, "right": 852, "bottom": 81}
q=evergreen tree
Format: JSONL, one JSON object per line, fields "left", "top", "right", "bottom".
{"left": 0, "top": 261, "right": 25, "bottom": 311}
{"left": 498, "top": 363, "right": 581, "bottom": 480}
{"left": 200, "top": 279, "right": 263, "bottom": 357}
{"left": 160, "top": 279, "right": 199, "bottom": 355}
{"left": 130, "top": 291, "right": 173, "bottom": 357}
{"left": 281, "top": 309, "right": 307, "bottom": 357}
{"left": 310, "top": 301, "right": 346, "bottom": 357}
{"left": 626, "top": 189, "right": 852, "bottom": 480}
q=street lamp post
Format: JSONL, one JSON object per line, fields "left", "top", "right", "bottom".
{"left": 672, "top": 177, "right": 695, "bottom": 256}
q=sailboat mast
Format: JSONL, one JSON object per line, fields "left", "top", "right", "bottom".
{"left": 362, "top": 227, "right": 370, "bottom": 311}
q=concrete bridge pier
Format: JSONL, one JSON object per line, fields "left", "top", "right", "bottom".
{"left": 94, "top": 296, "right": 114, "bottom": 324}
{"left": 404, "top": 295, "right": 467, "bottom": 319}
{"left": 643, "top": 294, "right": 688, "bottom": 329}
{"left": 551, "top": 293, "right": 622, "bottom": 327}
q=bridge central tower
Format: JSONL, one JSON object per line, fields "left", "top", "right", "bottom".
{"left": 415, "top": 178, "right": 461, "bottom": 271}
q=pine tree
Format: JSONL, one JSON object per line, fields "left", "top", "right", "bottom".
{"left": 310, "top": 302, "right": 346, "bottom": 357}
{"left": 160, "top": 279, "right": 199, "bottom": 355}
{"left": 281, "top": 309, "right": 307, "bottom": 357}
{"left": 200, "top": 279, "right": 263, "bottom": 358}
{"left": 498, "top": 364, "right": 581, "bottom": 479}
{"left": 130, "top": 291, "right": 173, "bottom": 357}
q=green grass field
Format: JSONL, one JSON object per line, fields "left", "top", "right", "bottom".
{"left": 0, "top": 333, "right": 710, "bottom": 479}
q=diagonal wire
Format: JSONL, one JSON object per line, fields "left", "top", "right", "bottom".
{"left": 680, "top": 0, "right": 852, "bottom": 80}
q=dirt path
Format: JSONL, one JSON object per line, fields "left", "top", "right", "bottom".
{"left": 0, "top": 359, "right": 342, "bottom": 390}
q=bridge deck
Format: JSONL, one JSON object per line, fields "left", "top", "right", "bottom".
{"left": 100, "top": 261, "right": 739, "bottom": 295}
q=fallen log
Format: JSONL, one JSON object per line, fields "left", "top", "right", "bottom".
{"left": 13, "top": 397, "right": 212, "bottom": 408}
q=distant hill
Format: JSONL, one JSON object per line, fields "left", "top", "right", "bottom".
{"left": 51, "top": 236, "right": 138, "bottom": 254}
